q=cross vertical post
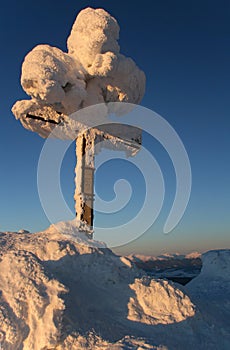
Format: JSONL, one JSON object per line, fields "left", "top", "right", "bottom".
{"left": 74, "top": 130, "right": 95, "bottom": 228}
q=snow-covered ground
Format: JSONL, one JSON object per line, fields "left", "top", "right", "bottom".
{"left": 0, "top": 221, "right": 229, "bottom": 349}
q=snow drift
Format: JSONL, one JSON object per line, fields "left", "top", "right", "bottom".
{"left": 0, "top": 224, "right": 229, "bottom": 349}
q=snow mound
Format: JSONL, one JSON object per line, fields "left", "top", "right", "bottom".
{"left": 0, "top": 228, "right": 229, "bottom": 349}
{"left": 128, "top": 277, "right": 195, "bottom": 325}
{"left": 193, "top": 249, "right": 230, "bottom": 279}
{"left": 45, "top": 218, "right": 107, "bottom": 249}
{"left": 186, "top": 250, "right": 230, "bottom": 290}
{"left": 186, "top": 250, "right": 230, "bottom": 348}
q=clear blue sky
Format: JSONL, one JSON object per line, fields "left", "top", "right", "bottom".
{"left": 0, "top": 0, "right": 229, "bottom": 255}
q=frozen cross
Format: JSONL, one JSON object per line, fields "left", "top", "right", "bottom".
{"left": 12, "top": 7, "right": 145, "bottom": 230}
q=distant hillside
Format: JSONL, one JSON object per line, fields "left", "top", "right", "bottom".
{"left": 127, "top": 252, "right": 202, "bottom": 285}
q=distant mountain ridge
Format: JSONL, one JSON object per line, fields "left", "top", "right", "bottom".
{"left": 126, "top": 251, "right": 202, "bottom": 283}
{"left": 127, "top": 251, "right": 201, "bottom": 262}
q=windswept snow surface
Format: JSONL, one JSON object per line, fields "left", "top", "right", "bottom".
{"left": 0, "top": 224, "right": 229, "bottom": 349}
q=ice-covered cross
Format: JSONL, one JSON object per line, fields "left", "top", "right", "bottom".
{"left": 12, "top": 7, "right": 145, "bottom": 230}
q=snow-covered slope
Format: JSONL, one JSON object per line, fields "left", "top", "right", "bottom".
{"left": 0, "top": 223, "right": 229, "bottom": 349}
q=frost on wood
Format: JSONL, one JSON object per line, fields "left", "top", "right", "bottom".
{"left": 12, "top": 7, "right": 145, "bottom": 142}
{"left": 74, "top": 132, "right": 95, "bottom": 225}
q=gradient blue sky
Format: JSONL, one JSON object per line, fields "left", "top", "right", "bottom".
{"left": 0, "top": 0, "right": 229, "bottom": 255}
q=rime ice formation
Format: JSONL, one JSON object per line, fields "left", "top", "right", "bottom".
{"left": 11, "top": 7, "right": 145, "bottom": 228}
{"left": 0, "top": 227, "right": 230, "bottom": 349}
{"left": 12, "top": 7, "right": 145, "bottom": 141}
